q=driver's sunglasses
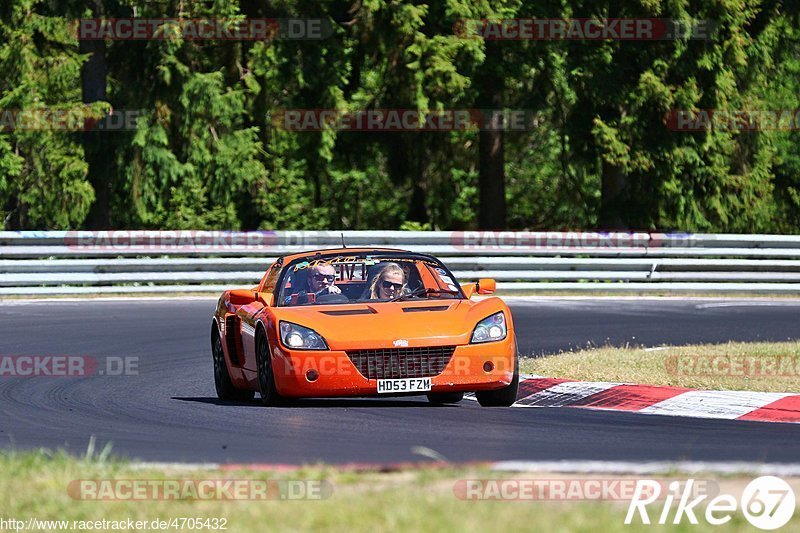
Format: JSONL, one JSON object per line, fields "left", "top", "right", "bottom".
{"left": 381, "top": 280, "right": 404, "bottom": 291}
{"left": 313, "top": 273, "right": 336, "bottom": 282}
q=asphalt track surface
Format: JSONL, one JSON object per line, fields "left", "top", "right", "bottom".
{"left": 1, "top": 298, "right": 800, "bottom": 464}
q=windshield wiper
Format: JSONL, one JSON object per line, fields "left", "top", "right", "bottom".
{"left": 390, "top": 287, "right": 460, "bottom": 302}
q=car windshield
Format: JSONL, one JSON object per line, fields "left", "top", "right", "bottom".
{"left": 276, "top": 252, "right": 463, "bottom": 307}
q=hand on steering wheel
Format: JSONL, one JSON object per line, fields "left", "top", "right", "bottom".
{"left": 316, "top": 285, "right": 341, "bottom": 296}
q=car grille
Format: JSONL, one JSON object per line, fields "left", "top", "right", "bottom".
{"left": 346, "top": 346, "right": 456, "bottom": 380}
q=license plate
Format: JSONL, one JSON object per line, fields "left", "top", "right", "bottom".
{"left": 376, "top": 377, "right": 432, "bottom": 394}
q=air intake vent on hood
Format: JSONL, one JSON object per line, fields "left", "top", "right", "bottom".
{"left": 320, "top": 308, "right": 376, "bottom": 316}
{"left": 402, "top": 306, "right": 450, "bottom": 312}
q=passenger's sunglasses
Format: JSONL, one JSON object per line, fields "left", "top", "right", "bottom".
{"left": 313, "top": 273, "right": 336, "bottom": 282}
{"left": 381, "top": 280, "right": 404, "bottom": 292}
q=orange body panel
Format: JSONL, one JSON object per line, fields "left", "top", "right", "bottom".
{"left": 212, "top": 248, "right": 517, "bottom": 399}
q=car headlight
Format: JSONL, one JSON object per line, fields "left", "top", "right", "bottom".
{"left": 279, "top": 321, "right": 329, "bottom": 350}
{"left": 470, "top": 312, "right": 507, "bottom": 343}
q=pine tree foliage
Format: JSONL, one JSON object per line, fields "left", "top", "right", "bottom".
{"left": 0, "top": 0, "right": 797, "bottom": 232}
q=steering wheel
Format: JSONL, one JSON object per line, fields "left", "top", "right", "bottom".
{"left": 315, "top": 292, "right": 349, "bottom": 303}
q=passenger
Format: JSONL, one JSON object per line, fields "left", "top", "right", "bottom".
{"left": 368, "top": 262, "right": 406, "bottom": 299}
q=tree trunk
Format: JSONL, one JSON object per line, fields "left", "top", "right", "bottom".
{"left": 407, "top": 138, "right": 428, "bottom": 224}
{"left": 476, "top": 41, "right": 506, "bottom": 230}
{"left": 81, "top": 1, "right": 110, "bottom": 229}
{"left": 598, "top": 160, "right": 627, "bottom": 229}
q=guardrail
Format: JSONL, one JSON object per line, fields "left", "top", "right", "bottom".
{"left": 2, "top": 230, "right": 800, "bottom": 295}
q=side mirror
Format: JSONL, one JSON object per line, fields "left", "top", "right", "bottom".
{"left": 462, "top": 282, "right": 477, "bottom": 299}
{"left": 229, "top": 289, "right": 257, "bottom": 306}
{"left": 476, "top": 278, "right": 496, "bottom": 294}
{"left": 257, "top": 292, "right": 274, "bottom": 307}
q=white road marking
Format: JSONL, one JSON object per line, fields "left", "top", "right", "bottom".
{"left": 695, "top": 301, "right": 800, "bottom": 309}
{"left": 0, "top": 296, "right": 216, "bottom": 304}
{"left": 127, "top": 459, "right": 800, "bottom": 476}
{"left": 504, "top": 296, "right": 800, "bottom": 303}
{"left": 491, "top": 460, "right": 800, "bottom": 476}
{"left": 130, "top": 462, "right": 221, "bottom": 470}
{"left": 516, "top": 381, "right": 622, "bottom": 407}
{"left": 639, "top": 390, "right": 792, "bottom": 419}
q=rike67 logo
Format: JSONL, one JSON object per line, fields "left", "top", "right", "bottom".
{"left": 626, "top": 476, "right": 796, "bottom": 530}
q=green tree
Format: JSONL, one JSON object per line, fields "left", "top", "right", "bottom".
{"left": 0, "top": 0, "right": 96, "bottom": 229}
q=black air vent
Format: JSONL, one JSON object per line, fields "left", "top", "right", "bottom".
{"left": 320, "top": 308, "right": 377, "bottom": 316}
{"left": 402, "top": 306, "right": 450, "bottom": 313}
{"left": 225, "top": 315, "right": 244, "bottom": 366}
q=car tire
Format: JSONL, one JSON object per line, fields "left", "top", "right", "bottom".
{"left": 426, "top": 391, "right": 464, "bottom": 405}
{"left": 212, "top": 326, "right": 254, "bottom": 402}
{"left": 256, "top": 328, "right": 285, "bottom": 406}
{"left": 475, "top": 353, "right": 519, "bottom": 407}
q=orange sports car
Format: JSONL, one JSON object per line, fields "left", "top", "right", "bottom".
{"left": 211, "top": 248, "right": 518, "bottom": 406}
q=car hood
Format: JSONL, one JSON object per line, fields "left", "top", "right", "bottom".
{"left": 271, "top": 299, "right": 507, "bottom": 350}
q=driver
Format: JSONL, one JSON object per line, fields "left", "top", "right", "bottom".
{"left": 285, "top": 264, "right": 342, "bottom": 305}
{"left": 307, "top": 264, "right": 342, "bottom": 296}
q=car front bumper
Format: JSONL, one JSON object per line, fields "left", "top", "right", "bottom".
{"left": 269, "top": 340, "right": 517, "bottom": 398}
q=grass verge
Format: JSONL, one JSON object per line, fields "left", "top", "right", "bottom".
{"left": 520, "top": 341, "right": 800, "bottom": 392}
{"left": 1, "top": 450, "right": 798, "bottom": 532}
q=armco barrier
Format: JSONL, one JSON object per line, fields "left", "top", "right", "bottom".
{"left": 1, "top": 230, "right": 800, "bottom": 295}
